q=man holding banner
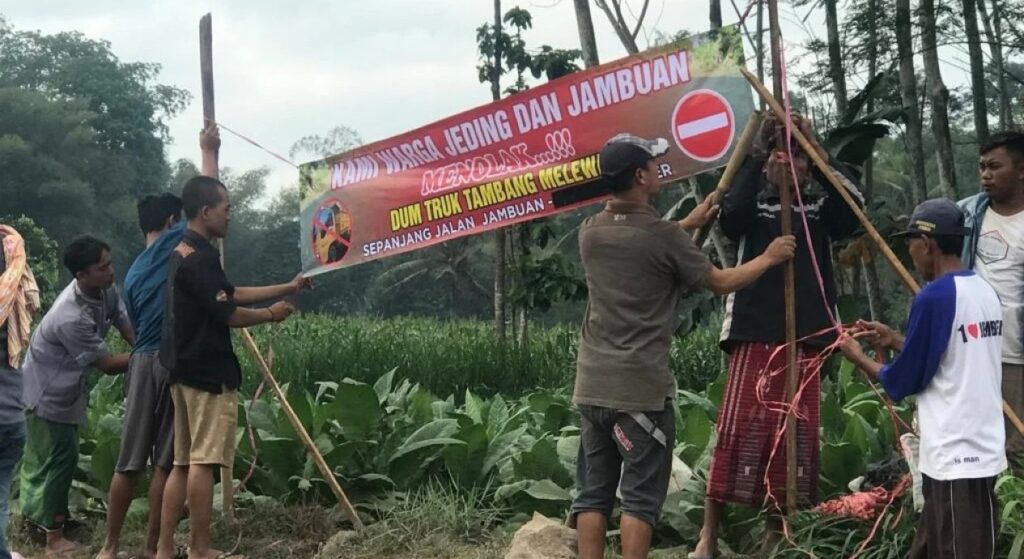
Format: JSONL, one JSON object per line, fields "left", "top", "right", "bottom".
{"left": 570, "top": 133, "right": 796, "bottom": 559}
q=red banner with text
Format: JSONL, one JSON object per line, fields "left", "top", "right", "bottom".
{"left": 299, "top": 26, "right": 753, "bottom": 274}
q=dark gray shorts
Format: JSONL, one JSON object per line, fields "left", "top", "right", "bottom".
{"left": 908, "top": 474, "right": 999, "bottom": 559}
{"left": 115, "top": 351, "right": 174, "bottom": 473}
{"left": 571, "top": 400, "right": 675, "bottom": 527}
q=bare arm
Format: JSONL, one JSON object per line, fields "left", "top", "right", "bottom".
{"left": 704, "top": 235, "right": 796, "bottom": 295}
{"left": 234, "top": 274, "right": 311, "bottom": 306}
{"left": 233, "top": 284, "right": 297, "bottom": 306}
{"left": 838, "top": 332, "right": 884, "bottom": 380}
{"left": 92, "top": 353, "right": 131, "bottom": 374}
{"left": 117, "top": 322, "right": 136, "bottom": 348}
{"left": 200, "top": 125, "right": 220, "bottom": 177}
{"left": 226, "top": 301, "right": 295, "bottom": 328}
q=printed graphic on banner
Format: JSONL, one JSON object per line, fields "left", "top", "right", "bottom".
{"left": 298, "top": 26, "right": 754, "bottom": 274}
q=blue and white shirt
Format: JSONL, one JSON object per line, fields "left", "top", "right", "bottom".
{"left": 880, "top": 270, "right": 1007, "bottom": 480}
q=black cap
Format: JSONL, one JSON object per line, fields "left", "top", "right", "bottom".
{"left": 599, "top": 134, "right": 670, "bottom": 178}
{"left": 892, "top": 198, "right": 970, "bottom": 238}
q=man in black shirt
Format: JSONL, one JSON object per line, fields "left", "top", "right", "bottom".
{"left": 154, "top": 176, "right": 309, "bottom": 559}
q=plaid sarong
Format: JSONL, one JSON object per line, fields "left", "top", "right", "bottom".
{"left": 706, "top": 342, "right": 821, "bottom": 508}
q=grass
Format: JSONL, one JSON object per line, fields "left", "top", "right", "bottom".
{"left": 8, "top": 499, "right": 346, "bottom": 559}
{"left": 326, "top": 480, "right": 514, "bottom": 558}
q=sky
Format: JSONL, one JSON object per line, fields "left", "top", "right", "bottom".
{"left": 2, "top": 0, "right": 974, "bottom": 199}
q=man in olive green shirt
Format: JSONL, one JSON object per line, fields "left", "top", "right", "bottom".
{"left": 572, "top": 134, "right": 795, "bottom": 559}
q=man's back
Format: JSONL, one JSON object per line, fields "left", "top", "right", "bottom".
{"left": 124, "top": 221, "right": 185, "bottom": 354}
{"left": 159, "top": 229, "right": 240, "bottom": 393}
{"left": 574, "top": 200, "right": 710, "bottom": 412}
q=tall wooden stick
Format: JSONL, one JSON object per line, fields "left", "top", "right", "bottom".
{"left": 198, "top": 13, "right": 236, "bottom": 518}
{"left": 240, "top": 330, "right": 364, "bottom": 528}
{"left": 742, "top": 68, "right": 1024, "bottom": 438}
{"left": 763, "top": 0, "right": 799, "bottom": 515}
{"left": 197, "top": 14, "right": 365, "bottom": 526}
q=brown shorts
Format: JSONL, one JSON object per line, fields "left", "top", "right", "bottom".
{"left": 171, "top": 384, "right": 237, "bottom": 467}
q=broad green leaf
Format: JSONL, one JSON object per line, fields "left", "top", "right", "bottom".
{"left": 679, "top": 406, "right": 713, "bottom": 465}
{"left": 442, "top": 422, "right": 490, "bottom": 485}
{"left": 407, "top": 387, "right": 438, "bottom": 426}
{"left": 820, "top": 442, "right": 865, "bottom": 491}
{"left": 483, "top": 425, "right": 529, "bottom": 477}
{"left": 487, "top": 394, "right": 509, "bottom": 434}
{"left": 513, "top": 437, "right": 571, "bottom": 486}
{"left": 464, "top": 389, "right": 485, "bottom": 424}
{"left": 330, "top": 380, "right": 382, "bottom": 442}
{"left": 388, "top": 419, "right": 461, "bottom": 463}
{"left": 245, "top": 399, "right": 278, "bottom": 433}
{"left": 556, "top": 435, "right": 580, "bottom": 473}
{"left": 373, "top": 368, "right": 397, "bottom": 405}
{"left": 523, "top": 479, "right": 572, "bottom": 501}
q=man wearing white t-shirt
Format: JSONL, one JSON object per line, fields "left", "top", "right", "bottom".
{"left": 840, "top": 199, "right": 1006, "bottom": 558}
{"left": 959, "top": 131, "right": 1024, "bottom": 461}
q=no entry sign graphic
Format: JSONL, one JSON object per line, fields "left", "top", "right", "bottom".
{"left": 671, "top": 89, "right": 735, "bottom": 162}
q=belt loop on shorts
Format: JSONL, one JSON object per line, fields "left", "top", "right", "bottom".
{"left": 623, "top": 411, "right": 668, "bottom": 447}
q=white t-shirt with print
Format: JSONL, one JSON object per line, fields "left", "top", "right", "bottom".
{"left": 975, "top": 208, "right": 1024, "bottom": 364}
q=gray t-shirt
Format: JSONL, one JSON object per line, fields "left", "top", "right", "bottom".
{"left": 574, "top": 200, "right": 712, "bottom": 412}
{"left": 22, "top": 281, "right": 129, "bottom": 425}
{"left": 0, "top": 243, "right": 23, "bottom": 425}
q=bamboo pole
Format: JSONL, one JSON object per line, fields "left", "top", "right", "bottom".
{"left": 741, "top": 68, "right": 920, "bottom": 294}
{"left": 763, "top": 0, "right": 799, "bottom": 516}
{"left": 741, "top": 68, "right": 1024, "bottom": 438}
{"left": 240, "top": 329, "right": 364, "bottom": 529}
{"left": 692, "top": 111, "right": 761, "bottom": 248}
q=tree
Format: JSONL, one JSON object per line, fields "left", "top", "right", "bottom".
{"left": 921, "top": 0, "right": 959, "bottom": 200}
{"left": 593, "top": 0, "right": 650, "bottom": 55}
{"left": 895, "top": 0, "right": 928, "bottom": 203}
{"left": 476, "top": 4, "right": 582, "bottom": 343}
{"left": 481, "top": 0, "right": 507, "bottom": 342}
{"left": 824, "top": 0, "right": 848, "bottom": 114}
{"left": 572, "top": 0, "right": 600, "bottom": 68}
{"left": 0, "top": 19, "right": 188, "bottom": 276}
{"left": 977, "top": 0, "right": 1014, "bottom": 129}
{"left": 961, "top": 0, "right": 991, "bottom": 142}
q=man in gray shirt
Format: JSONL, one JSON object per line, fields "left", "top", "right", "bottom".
{"left": 19, "top": 236, "right": 133, "bottom": 556}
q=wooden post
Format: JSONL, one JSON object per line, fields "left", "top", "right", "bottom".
{"left": 764, "top": 0, "right": 799, "bottom": 516}
{"left": 692, "top": 112, "right": 761, "bottom": 248}
{"left": 197, "top": 13, "right": 365, "bottom": 527}
{"left": 742, "top": 68, "right": 1024, "bottom": 438}
{"left": 198, "top": 13, "right": 236, "bottom": 519}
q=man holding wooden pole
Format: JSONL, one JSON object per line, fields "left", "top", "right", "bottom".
{"left": 153, "top": 171, "right": 310, "bottom": 559}
{"left": 571, "top": 134, "right": 795, "bottom": 559}
{"left": 691, "top": 114, "right": 865, "bottom": 558}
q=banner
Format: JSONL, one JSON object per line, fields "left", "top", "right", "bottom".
{"left": 299, "top": 26, "right": 754, "bottom": 275}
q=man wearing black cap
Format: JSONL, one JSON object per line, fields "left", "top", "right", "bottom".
{"left": 571, "top": 133, "right": 796, "bottom": 559}
{"left": 839, "top": 198, "right": 1006, "bottom": 558}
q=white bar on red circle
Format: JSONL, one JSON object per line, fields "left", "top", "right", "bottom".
{"left": 677, "top": 112, "right": 730, "bottom": 139}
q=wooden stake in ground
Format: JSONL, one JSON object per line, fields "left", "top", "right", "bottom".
{"left": 741, "top": 68, "right": 1024, "bottom": 439}
{"left": 198, "top": 13, "right": 236, "bottom": 519}
{"left": 763, "top": 0, "right": 799, "bottom": 516}
{"left": 241, "top": 330, "right": 364, "bottom": 528}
